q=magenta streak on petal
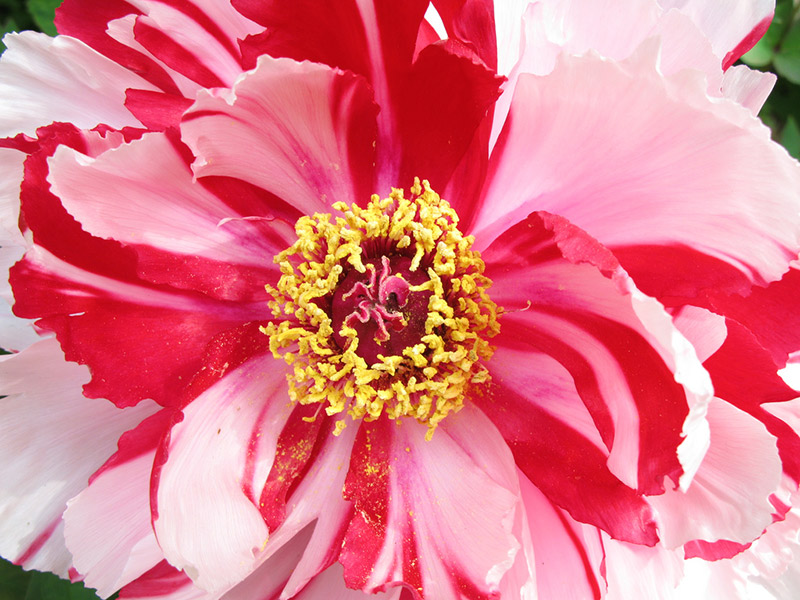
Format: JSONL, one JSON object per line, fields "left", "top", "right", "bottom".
{"left": 152, "top": 0, "right": 243, "bottom": 60}
{"left": 88, "top": 409, "right": 174, "bottom": 487}
{"left": 722, "top": 16, "right": 772, "bottom": 70}
{"left": 553, "top": 504, "right": 603, "bottom": 600}
{"left": 148, "top": 410, "right": 185, "bottom": 524}
{"left": 117, "top": 560, "right": 192, "bottom": 598}
{"left": 240, "top": 399, "right": 275, "bottom": 506}
{"left": 684, "top": 538, "right": 752, "bottom": 561}
{"left": 13, "top": 517, "right": 60, "bottom": 566}
{"left": 133, "top": 18, "right": 226, "bottom": 88}
{"left": 258, "top": 404, "right": 332, "bottom": 532}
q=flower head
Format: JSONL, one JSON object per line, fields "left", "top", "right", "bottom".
{"left": 2, "top": 1, "right": 800, "bottom": 599}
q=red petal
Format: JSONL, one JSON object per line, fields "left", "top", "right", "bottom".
{"left": 704, "top": 320, "right": 800, "bottom": 483}
{"left": 430, "top": 0, "right": 497, "bottom": 69}
{"left": 396, "top": 40, "right": 502, "bottom": 198}
{"left": 479, "top": 381, "right": 659, "bottom": 546}
{"left": 125, "top": 90, "right": 192, "bottom": 131}
{"left": 708, "top": 267, "right": 800, "bottom": 367}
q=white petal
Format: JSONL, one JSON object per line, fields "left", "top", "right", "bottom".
{"left": 0, "top": 338, "right": 159, "bottom": 575}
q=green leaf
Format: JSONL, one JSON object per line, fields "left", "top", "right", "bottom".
{"left": 0, "top": 558, "right": 33, "bottom": 600}
{"left": 774, "top": 15, "right": 800, "bottom": 83}
{"left": 781, "top": 115, "right": 800, "bottom": 159}
{"left": 774, "top": 51, "right": 800, "bottom": 84}
{"left": 0, "top": 17, "right": 20, "bottom": 52}
{"left": 0, "top": 559, "right": 105, "bottom": 600}
{"left": 24, "top": 571, "right": 102, "bottom": 600}
{"left": 26, "top": 0, "right": 59, "bottom": 36}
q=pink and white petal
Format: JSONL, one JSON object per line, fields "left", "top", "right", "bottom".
{"left": 492, "top": 0, "right": 532, "bottom": 77}
{"left": 182, "top": 55, "right": 378, "bottom": 215}
{"left": 525, "top": 0, "right": 663, "bottom": 67}
{"left": 141, "top": 0, "right": 262, "bottom": 50}
{"left": 499, "top": 0, "right": 716, "bottom": 79}
{"left": 478, "top": 48, "right": 800, "bottom": 302}
{"left": 54, "top": 0, "right": 186, "bottom": 96}
{"left": 703, "top": 321, "right": 800, "bottom": 483}
{"left": 675, "top": 504, "right": 800, "bottom": 599}
{"left": 64, "top": 446, "right": 164, "bottom": 597}
{"left": 602, "top": 535, "right": 684, "bottom": 600}
{"left": 130, "top": 16, "right": 227, "bottom": 90}
{"left": 721, "top": 64, "right": 776, "bottom": 115}
{"left": 519, "top": 474, "right": 605, "bottom": 600}
{"left": 0, "top": 32, "right": 156, "bottom": 137}
{"left": 482, "top": 213, "right": 711, "bottom": 497}
{"left": 495, "top": 475, "right": 537, "bottom": 600}
{"left": 649, "top": 398, "right": 782, "bottom": 549}
{"left": 217, "top": 526, "right": 311, "bottom": 600}
{"left": 259, "top": 418, "right": 358, "bottom": 598}
{"left": 670, "top": 305, "right": 727, "bottom": 363}
{"left": 104, "top": 13, "right": 202, "bottom": 98}
{"left": 232, "top": 0, "right": 427, "bottom": 174}
{"left": 480, "top": 372, "right": 661, "bottom": 546}
{"left": 0, "top": 147, "right": 38, "bottom": 351}
{"left": 0, "top": 147, "right": 26, "bottom": 246}
{"left": 340, "top": 405, "right": 520, "bottom": 600}
{"left": 292, "top": 563, "right": 404, "bottom": 600}
{"left": 14, "top": 124, "right": 271, "bottom": 401}
{"left": 48, "top": 132, "right": 276, "bottom": 269}
{"left": 159, "top": 414, "right": 357, "bottom": 599}
{"left": 489, "top": 0, "right": 723, "bottom": 151}
{"left": 0, "top": 338, "right": 159, "bottom": 576}
{"left": 153, "top": 355, "right": 293, "bottom": 593}
{"left": 223, "top": 533, "right": 405, "bottom": 600}
{"left": 657, "top": 0, "right": 774, "bottom": 67}
{"left": 0, "top": 243, "right": 37, "bottom": 351}
{"left": 121, "top": 0, "right": 261, "bottom": 88}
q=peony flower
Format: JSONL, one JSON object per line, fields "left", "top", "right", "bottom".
{"left": 2, "top": 0, "right": 800, "bottom": 599}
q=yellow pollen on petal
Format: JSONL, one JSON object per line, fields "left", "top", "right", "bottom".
{"left": 262, "top": 178, "right": 500, "bottom": 438}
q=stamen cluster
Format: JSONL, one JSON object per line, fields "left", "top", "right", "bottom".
{"left": 262, "top": 178, "right": 499, "bottom": 438}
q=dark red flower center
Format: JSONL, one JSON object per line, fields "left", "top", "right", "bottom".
{"left": 331, "top": 254, "right": 432, "bottom": 364}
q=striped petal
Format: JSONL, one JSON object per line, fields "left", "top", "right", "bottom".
{"left": 181, "top": 55, "right": 378, "bottom": 216}
{"left": 340, "top": 405, "right": 521, "bottom": 600}
{"left": 0, "top": 339, "right": 158, "bottom": 576}
{"left": 482, "top": 212, "right": 711, "bottom": 506}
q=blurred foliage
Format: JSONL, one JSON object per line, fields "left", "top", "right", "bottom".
{"left": 742, "top": 0, "right": 800, "bottom": 158}
{"left": 0, "top": 0, "right": 799, "bottom": 598}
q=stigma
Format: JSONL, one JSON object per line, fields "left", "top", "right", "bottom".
{"left": 261, "top": 178, "right": 499, "bottom": 439}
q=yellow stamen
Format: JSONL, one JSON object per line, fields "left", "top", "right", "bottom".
{"left": 261, "top": 178, "right": 500, "bottom": 439}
